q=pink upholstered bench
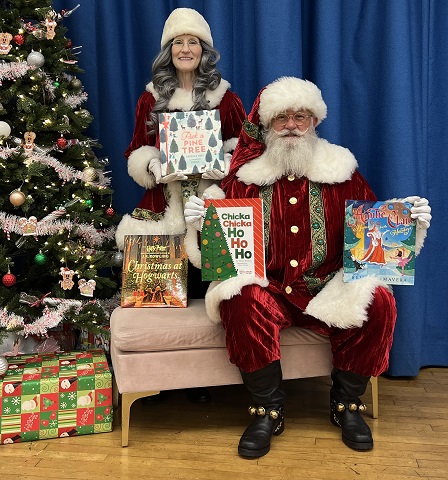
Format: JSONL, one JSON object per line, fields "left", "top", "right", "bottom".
{"left": 110, "top": 298, "right": 378, "bottom": 446}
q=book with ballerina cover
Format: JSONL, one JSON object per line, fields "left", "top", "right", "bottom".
{"left": 158, "top": 109, "right": 224, "bottom": 176}
{"left": 343, "top": 200, "right": 417, "bottom": 285}
{"left": 200, "top": 198, "right": 266, "bottom": 281}
{"left": 120, "top": 234, "right": 188, "bottom": 307}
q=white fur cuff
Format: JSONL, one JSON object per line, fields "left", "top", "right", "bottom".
{"left": 304, "top": 270, "right": 389, "bottom": 329}
{"left": 127, "top": 146, "right": 160, "bottom": 189}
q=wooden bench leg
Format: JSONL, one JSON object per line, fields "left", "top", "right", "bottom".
{"left": 370, "top": 376, "right": 379, "bottom": 419}
{"left": 121, "top": 390, "right": 160, "bottom": 447}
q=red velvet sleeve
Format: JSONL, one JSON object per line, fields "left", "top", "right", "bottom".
{"left": 218, "top": 90, "right": 246, "bottom": 147}
{"left": 124, "top": 91, "right": 157, "bottom": 159}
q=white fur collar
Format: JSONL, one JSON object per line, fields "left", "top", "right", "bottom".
{"left": 237, "top": 138, "right": 358, "bottom": 186}
{"left": 146, "top": 79, "right": 230, "bottom": 111}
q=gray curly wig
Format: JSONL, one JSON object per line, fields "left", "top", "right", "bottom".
{"left": 147, "top": 40, "right": 222, "bottom": 134}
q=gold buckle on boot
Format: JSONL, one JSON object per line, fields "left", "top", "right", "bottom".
{"left": 248, "top": 406, "right": 281, "bottom": 419}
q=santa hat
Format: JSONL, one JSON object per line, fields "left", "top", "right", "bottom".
{"left": 258, "top": 76, "right": 327, "bottom": 127}
{"left": 221, "top": 77, "right": 326, "bottom": 192}
{"left": 161, "top": 8, "right": 213, "bottom": 47}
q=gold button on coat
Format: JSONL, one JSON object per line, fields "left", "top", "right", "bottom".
{"left": 290, "top": 259, "right": 298, "bottom": 267}
{"left": 287, "top": 175, "right": 295, "bottom": 181}
{"left": 291, "top": 226, "right": 299, "bottom": 233}
{"left": 285, "top": 286, "right": 292, "bottom": 294}
{"left": 289, "top": 197, "right": 297, "bottom": 204}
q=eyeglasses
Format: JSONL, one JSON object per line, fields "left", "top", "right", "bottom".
{"left": 272, "top": 113, "right": 313, "bottom": 127}
{"left": 171, "top": 39, "right": 201, "bottom": 49}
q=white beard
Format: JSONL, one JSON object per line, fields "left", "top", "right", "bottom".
{"left": 263, "top": 128, "right": 318, "bottom": 178}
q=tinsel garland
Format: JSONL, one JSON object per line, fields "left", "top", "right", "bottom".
{"left": 0, "top": 146, "right": 110, "bottom": 187}
{"left": 0, "top": 61, "right": 34, "bottom": 84}
{"left": 0, "top": 212, "right": 116, "bottom": 246}
{"left": 63, "top": 92, "right": 88, "bottom": 108}
{"left": 0, "top": 304, "right": 72, "bottom": 337}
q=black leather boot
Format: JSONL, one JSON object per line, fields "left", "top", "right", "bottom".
{"left": 330, "top": 368, "right": 373, "bottom": 451}
{"left": 238, "top": 360, "right": 286, "bottom": 458}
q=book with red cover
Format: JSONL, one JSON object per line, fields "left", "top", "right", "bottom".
{"left": 200, "top": 198, "right": 266, "bottom": 281}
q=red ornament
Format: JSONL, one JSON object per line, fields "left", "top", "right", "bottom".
{"left": 57, "top": 137, "right": 68, "bottom": 149}
{"left": 65, "top": 39, "right": 72, "bottom": 49}
{"left": 105, "top": 206, "right": 115, "bottom": 217}
{"left": 2, "top": 273, "right": 16, "bottom": 287}
{"left": 14, "top": 34, "right": 25, "bottom": 45}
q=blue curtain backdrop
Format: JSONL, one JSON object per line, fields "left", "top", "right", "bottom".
{"left": 54, "top": 0, "right": 447, "bottom": 376}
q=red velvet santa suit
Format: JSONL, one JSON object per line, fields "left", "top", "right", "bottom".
{"left": 200, "top": 84, "right": 398, "bottom": 377}
{"left": 116, "top": 80, "right": 245, "bottom": 250}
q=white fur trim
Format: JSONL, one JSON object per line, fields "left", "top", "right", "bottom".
{"left": 223, "top": 137, "right": 238, "bottom": 153}
{"left": 127, "top": 146, "right": 160, "bottom": 189}
{"left": 115, "top": 182, "right": 186, "bottom": 250}
{"left": 205, "top": 275, "right": 270, "bottom": 324}
{"left": 304, "top": 270, "right": 390, "bottom": 329}
{"left": 237, "top": 138, "right": 357, "bottom": 186}
{"left": 259, "top": 77, "right": 327, "bottom": 126}
{"left": 202, "top": 183, "right": 225, "bottom": 199}
{"left": 184, "top": 225, "right": 202, "bottom": 268}
{"left": 147, "top": 80, "right": 230, "bottom": 111}
{"left": 161, "top": 8, "right": 213, "bottom": 47}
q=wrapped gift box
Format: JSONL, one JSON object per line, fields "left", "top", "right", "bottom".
{"left": 0, "top": 350, "right": 112, "bottom": 444}
{"left": 78, "top": 327, "right": 110, "bottom": 354}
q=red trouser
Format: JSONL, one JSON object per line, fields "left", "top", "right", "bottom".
{"left": 220, "top": 284, "right": 397, "bottom": 376}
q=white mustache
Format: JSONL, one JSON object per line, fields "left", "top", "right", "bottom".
{"left": 276, "top": 127, "right": 309, "bottom": 137}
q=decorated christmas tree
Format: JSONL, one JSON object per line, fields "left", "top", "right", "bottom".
{"left": 0, "top": 0, "right": 121, "bottom": 352}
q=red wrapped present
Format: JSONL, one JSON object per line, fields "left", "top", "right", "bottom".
{"left": 0, "top": 350, "right": 112, "bottom": 444}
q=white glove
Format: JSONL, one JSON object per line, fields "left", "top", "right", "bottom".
{"left": 403, "top": 196, "right": 432, "bottom": 229}
{"left": 184, "top": 195, "right": 205, "bottom": 231}
{"left": 201, "top": 153, "right": 232, "bottom": 180}
{"left": 148, "top": 158, "right": 187, "bottom": 184}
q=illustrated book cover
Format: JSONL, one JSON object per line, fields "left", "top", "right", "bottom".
{"left": 121, "top": 234, "right": 188, "bottom": 307}
{"left": 200, "top": 198, "right": 266, "bottom": 281}
{"left": 343, "top": 200, "right": 417, "bottom": 285}
{"left": 158, "top": 109, "right": 224, "bottom": 176}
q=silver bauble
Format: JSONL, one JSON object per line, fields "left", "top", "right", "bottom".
{"left": 111, "top": 251, "right": 124, "bottom": 267}
{"left": 27, "top": 51, "right": 45, "bottom": 67}
{"left": 0, "top": 120, "right": 11, "bottom": 138}
{"left": 0, "top": 356, "right": 8, "bottom": 376}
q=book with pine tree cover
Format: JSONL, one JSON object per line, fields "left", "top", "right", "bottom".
{"left": 200, "top": 198, "right": 266, "bottom": 281}
{"left": 343, "top": 200, "right": 417, "bottom": 285}
{"left": 158, "top": 110, "right": 224, "bottom": 176}
{"left": 120, "top": 234, "right": 188, "bottom": 307}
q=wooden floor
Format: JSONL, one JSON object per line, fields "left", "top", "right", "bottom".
{"left": 0, "top": 367, "right": 447, "bottom": 479}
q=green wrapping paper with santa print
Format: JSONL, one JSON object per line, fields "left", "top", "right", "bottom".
{"left": 0, "top": 350, "right": 112, "bottom": 444}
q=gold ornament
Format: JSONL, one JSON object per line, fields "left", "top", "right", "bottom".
{"left": 83, "top": 167, "right": 97, "bottom": 182}
{"left": 9, "top": 190, "right": 26, "bottom": 207}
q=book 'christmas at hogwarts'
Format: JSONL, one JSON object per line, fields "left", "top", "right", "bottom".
{"left": 158, "top": 109, "right": 224, "bottom": 176}
{"left": 121, "top": 234, "right": 188, "bottom": 307}
{"left": 200, "top": 198, "right": 266, "bottom": 281}
{"left": 343, "top": 200, "right": 417, "bottom": 285}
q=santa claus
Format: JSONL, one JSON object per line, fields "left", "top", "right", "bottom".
{"left": 184, "top": 76, "right": 432, "bottom": 458}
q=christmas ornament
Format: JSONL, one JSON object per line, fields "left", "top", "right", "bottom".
{"left": 27, "top": 50, "right": 45, "bottom": 67}
{"left": 105, "top": 206, "right": 115, "bottom": 217}
{"left": 23, "top": 131, "right": 36, "bottom": 151}
{"left": 53, "top": 80, "right": 60, "bottom": 87}
{"left": 65, "top": 40, "right": 73, "bottom": 49}
{"left": 83, "top": 167, "right": 97, "bottom": 182}
{"left": 0, "top": 356, "right": 8, "bottom": 376}
{"left": 59, "top": 267, "right": 75, "bottom": 290}
{"left": 70, "top": 77, "right": 82, "bottom": 89}
{"left": 18, "top": 216, "right": 38, "bottom": 235}
{"left": 76, "top": 109, "right": 90, "bottom": 118}
{"left": 9, "top": 189, "right": 26, "bottom": 207}
{"left": 111, "top": 251, "right": 123, "bottom": 267}
{"left": 78, "top": 278, "right": 96, "bottom": 297}
{"left": 13, "top": 34, "right": 25, "bottom": 45}
{"left": 2, "top": 270, "right": 16, "bottom": 287}
{"left": 44, "top": 17, "right": 57, "bottom": 40}
{"left": 85, "top": 199, "right": 93, "bottom": 208}
{"left": 56, "top": 136, "right": 67, "bottom": 149}
{"left": 0, "top": 121, "right": 11, "bottom": 138}
{"left": 34, "top": 251, "right": 47, "bottom": 265}
{"left": 0, "top": 32, "right": 13, "bottom": 54}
